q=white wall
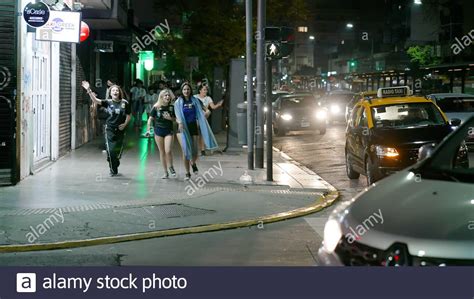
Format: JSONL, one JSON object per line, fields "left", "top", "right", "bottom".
{"left": 18, "top": 0, "right": 60, "bottom": 178}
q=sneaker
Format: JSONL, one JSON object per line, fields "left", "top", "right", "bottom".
{"left": 201, "top": 150, "right": 206, "bottom": 156}
{"left": 161, "top": 172, "right": 169, "bottom": 179}
{"left": 184, "top": 173, "right": 192, "bottom": 181}
{"left": 169, "top": 166, "right": 176, "bottom": 177}
{"left": 191, "top": 163, "right": 199, "bottom": 174}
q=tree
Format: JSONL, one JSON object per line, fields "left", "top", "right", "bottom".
{"left": 153, "top": 0, "right": 311, "bottom": 80}
{"left": 407, "top": 45, "right": 441, "bottom": 67}
{"left": 267, "top": 0, "right": 310, "bottom": 26}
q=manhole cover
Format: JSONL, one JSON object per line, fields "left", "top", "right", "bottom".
{"left": 113, "top": 204, "right": 215, "bottom": 219}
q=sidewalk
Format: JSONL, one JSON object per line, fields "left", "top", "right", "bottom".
{"left": 0, "top": 128, "right": 337, "bottom": 252}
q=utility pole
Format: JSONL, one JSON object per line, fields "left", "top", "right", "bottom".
{"left": 265, "top": 58, "right": 273, "bottom": 181}
{"left": 255, "top": 0, "right": 265, "bottom": 168}
{"left": 246, "top": 0, "right": 254, "bottom": 170}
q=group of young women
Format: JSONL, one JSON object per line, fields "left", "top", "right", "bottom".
{"left": 82, "top": 81, "right": 220, "bottom": 180}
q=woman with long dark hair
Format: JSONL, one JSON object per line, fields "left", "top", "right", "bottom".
{"left": 82, "top": 81, "right": 131, "bottom": 176}
{"left": 174, "top": 83, "right": 218, "bottom": 180}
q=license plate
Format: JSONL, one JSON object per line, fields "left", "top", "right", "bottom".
{"left": 301, "top": 121, "right": 310, "bottom": 128}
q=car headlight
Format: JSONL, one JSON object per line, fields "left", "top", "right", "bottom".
{"left": 315, "top": 110, "right": 327, "bottom": 120}
{"left": 281, "top": 113, "right": 293, "bottom": 121}
{"left": 323, "top": 219, "right": 342, "bottom": 253}
{"left": 375, "top": 145, "right": 399, "bottom": 158}
{"left": 330, "top": 105, "right": 341, "bottom": 114}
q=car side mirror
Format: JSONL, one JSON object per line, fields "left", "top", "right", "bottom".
{"left": 418, "top": 143, "right": 436, "bottom": 161}
{"left": 450, "top": 118, "right": 461, "bottom": 126}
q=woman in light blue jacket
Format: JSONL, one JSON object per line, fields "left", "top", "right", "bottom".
{"left": 174, "top": 83, "right": 218, "bottom": 180}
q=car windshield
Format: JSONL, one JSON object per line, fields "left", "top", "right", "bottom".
{"left": 371, "top": 102, "right": 446, "bottom": 128}
{"left": 436, "top": 97, "right": 474, "bottom": 113}
{"left": 281, "top": 96, "right": 315, "bottom": 108}
{"left": 418, "top": 117, "right": 474, "bottom": 183}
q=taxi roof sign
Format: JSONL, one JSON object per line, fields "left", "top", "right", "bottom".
{"left": 377, "top": 86, "right": 412, "bottom": 98}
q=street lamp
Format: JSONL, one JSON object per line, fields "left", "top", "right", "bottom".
{"left": 309, "top": 35, "right": 315, "bottom": 40}
{"left": 346, "top": 23, "right": 354, "bottom": 29}
{"left": 414, "top": 0, "right": 422, "bottom": 4}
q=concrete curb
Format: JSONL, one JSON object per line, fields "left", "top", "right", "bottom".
{"left": 0, "top": 190, "right": 338, "bottom": 253}
{"left": 0, "top": 148, "right": 339, "bottom": 253}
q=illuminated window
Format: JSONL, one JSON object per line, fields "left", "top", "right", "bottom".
{"left": 297, "top": 26, "right": 308, "bottom": 33}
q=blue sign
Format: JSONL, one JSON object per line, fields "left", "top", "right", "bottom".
{"left": 23, "top": 2, "right": 50, "bottom": 28}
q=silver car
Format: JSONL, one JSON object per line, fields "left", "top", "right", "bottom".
{"left": 427, "top": 93, "right": 474, "bottom": 123}
{"left": 318, "top": 116, "right": 474, "bottom": 266}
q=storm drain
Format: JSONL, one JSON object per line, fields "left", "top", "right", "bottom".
{"left": 112, "top": 204, "right": 215, "bottom": 219}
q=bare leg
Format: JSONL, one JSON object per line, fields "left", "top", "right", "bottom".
{"left": 155, "top": 136, "right": 167, "bottom": 173}
{"left": 177, "top": 133, "right": 191, "bottom": 174}
{"left": 191, "top": 135, "right": 199, "bottom": 164}
{"left": 199, "top": 134, "right": 204, "bottom": 152}
{"left": 164, "top": 134, "right": 174, "bottom": 168}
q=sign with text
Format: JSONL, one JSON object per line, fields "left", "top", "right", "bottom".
{"left": 377, "top": 86, "right": 410, "bottom": 98}
{"left": 94, "top": 41, "right": 114, "bottom": 53}
{"left": 23, "top": 1, "right": 50, "bottom": 28}
{"left": 36, "top": 11, "right": 81, "bottom": 43}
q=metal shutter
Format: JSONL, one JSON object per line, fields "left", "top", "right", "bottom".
{"left": 0, "top": 1, "right": 17, "bottom": 185}
{"left": 59, "top": 43, "right": 72, "bottom": 156}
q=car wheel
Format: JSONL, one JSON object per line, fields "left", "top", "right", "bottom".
{"left": 365, "top": 157, "right": 376, "bottom": 186}
{"left": 346, "top": 151, "right": 360, "bottom": 179}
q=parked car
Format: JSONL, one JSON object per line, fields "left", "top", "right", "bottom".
{"left": 427, "top": 93, "right": 474, "bottom": 151}
{"left": 319, "top": 91, "right": 355, "bottom": 124}
{"left": 273, "top": 93, "right": 327, "bottom": 136}
{"left": 345, "top": 86, "right": 465, "bottom": 185}
{"left": 318, "top": 116, "right": 474, "bottom": 266}
{"left": 427, "top": 93, "right": 474, "bottom": 123}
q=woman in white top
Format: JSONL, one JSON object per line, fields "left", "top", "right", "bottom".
{"left": 194, "top": 84, "right": 223, "bottom": 155}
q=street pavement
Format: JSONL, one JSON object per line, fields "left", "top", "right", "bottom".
{"left": 273, "top": 123, "right": 368, "bottom": 247}
{"left": 0, "top": 125, "right": 338, "bottom": 265}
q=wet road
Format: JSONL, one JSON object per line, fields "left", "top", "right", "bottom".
{"left": 273, "top": 123, "right": 367, "bottom": 202}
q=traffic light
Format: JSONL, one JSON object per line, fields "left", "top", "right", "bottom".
{"left": 349, "top": 59, "right": 358, "bottom": 72}
{"left": 266, "top": 42, "right": 281, "bottom": 59}
{"left": 280, "top": 27, "right": 295, "bottom": 58}
{"left": 265, "top": 27, "right": 281, "bottom": 41}
{"left": 264, "top": 27, "right": 296, "bottom": 59}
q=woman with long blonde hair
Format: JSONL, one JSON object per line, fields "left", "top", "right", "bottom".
{"left": 146, "top": 89, "right": 176, "bottom": 178}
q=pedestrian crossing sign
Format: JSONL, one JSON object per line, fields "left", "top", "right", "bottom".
{"left": 266, "top": 42, "right": 282, "bottom": 60}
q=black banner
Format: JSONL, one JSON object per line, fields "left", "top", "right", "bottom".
{"left": 1, "top": 267, "right": 473, "bottom": 298}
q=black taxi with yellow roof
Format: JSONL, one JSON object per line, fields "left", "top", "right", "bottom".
{"left": 345, "top": 86, "right": 468, "bottom": 185}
